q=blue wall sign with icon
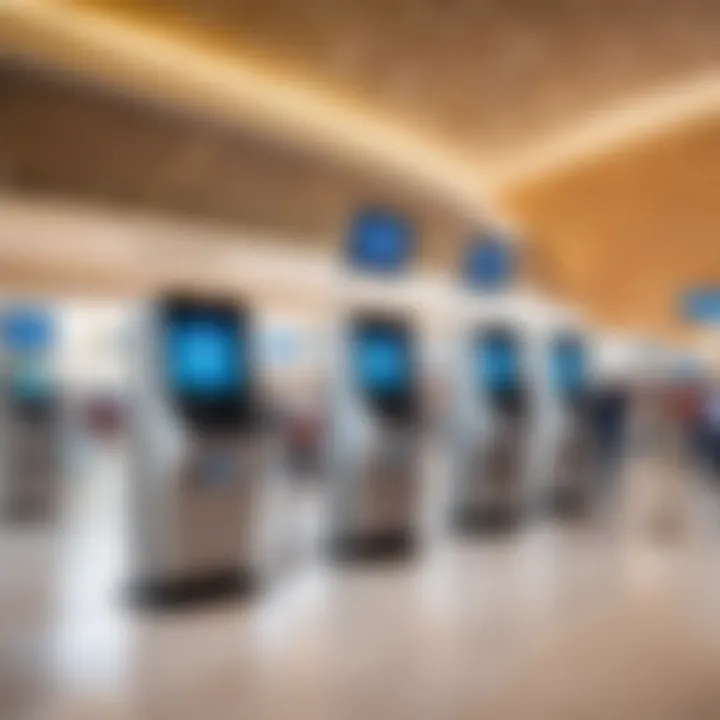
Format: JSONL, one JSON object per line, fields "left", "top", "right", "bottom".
{"left": 346, "top": 207, "right": 414, "bottom": 275}
{"left": 462, "top": 233, "right": 516, "bottom": 291}
{"left": 681, "top": 287, "right": 720, "bottom": 324}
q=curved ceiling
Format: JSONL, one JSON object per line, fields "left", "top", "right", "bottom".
{"left": 505, "top": 113, "right": 720, "bottom": 341}
{"left": 1, "top": 0, "right": 719, "bottom": 341}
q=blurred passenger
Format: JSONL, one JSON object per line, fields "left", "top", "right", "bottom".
{"left": 667, "top": 380, "right": 704, "bottom": 469}
{"left": 83, "top": 392, "right": 127, "bottom": 443}
{"left": 626, "top": 382, "right": 687, "bottom": 540}
{"left": 590, "top": 382, "right": 629, "bottom": 495}
{"left": 700, "top": 384, "right": 720, "bottom": 477}
{"left": 283, "top": 408, "right": 324, "bottom": 476}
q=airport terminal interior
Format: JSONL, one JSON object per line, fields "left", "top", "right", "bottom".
{"left": 1, "top": 1, "right": 720, "bottom": 718}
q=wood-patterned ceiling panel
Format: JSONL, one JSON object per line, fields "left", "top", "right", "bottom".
{"left": 0, "top": 60, "right": 472, "bottom": 267}
{"left": 2, "top": 2, "right": 719, "bottom": 341}
{"left": 505, "top": 114, "right": 720, "bottom": 340}
{"left": 71, "top": 0, "right": 720, "bottom": 159}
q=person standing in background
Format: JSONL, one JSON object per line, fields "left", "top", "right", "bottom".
{"left": 590, "top": 381, "right": 629, "bottom": 497}
{"left": 625, "top": 380, "right": 688, "bottom": 540}
{"left": 700, "top": 384, "right": 720, "bottom": 477}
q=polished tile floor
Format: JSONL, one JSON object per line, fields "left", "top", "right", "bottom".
{"left": 5, "top": 444, "right": 720, "bottom": 720}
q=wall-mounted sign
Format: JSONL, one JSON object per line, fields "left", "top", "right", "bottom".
{"left": 681, "top": 287, "right": 720, "bottom": 324}
{"left": 1, "top": 307, "right": 55, "bottom": 354}
{"left": 346, "top": 207, "right": 414, "bottom": 275}
{"left": 462, "top": 233, "right": 516, "bottom": 291}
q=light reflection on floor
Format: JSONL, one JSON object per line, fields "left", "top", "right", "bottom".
{"left": 6, "top": 447, "right": 720, "bottom": 719}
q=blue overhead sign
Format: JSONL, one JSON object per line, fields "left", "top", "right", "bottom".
{"left": 462, "top": 233, "right": 516, "bottom": 291}
{"left": 346, "top": 207, "right": 414, "bottom": 275}
{"left": 681, "top": 288, "right": 720, "bottom": 323}
{"left": 1, "top": 307, "right": 55, "bottom": 354}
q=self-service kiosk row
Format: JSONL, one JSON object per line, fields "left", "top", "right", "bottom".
{"left": 447, "top": 307, "right": 594, "bottom": 531}
{"left": 123, "top": 211, "right": 597, "bottom": 607}
{"left": 127, "top": 288, "right": 422, "bottom": 604}
{"left": 325, "top": 214, "right": 596, "bottom": 558}
{"left": 0, "top": 261, "right": 596, "bottom": 615}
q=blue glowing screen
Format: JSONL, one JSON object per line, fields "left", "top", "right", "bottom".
{"left": 347, "top": 208, "right": 414, "bottom": 274}
{"left": 352, "top": 326, "right": 412, "bottom": 396}
{"left": 2, "top": 308, "right": 54, "bottom": 354}
{"left": 463, "top": 237, "right": 515, "bottom": 291}
{"left": 551, "top": 337, "right": 586, "bottom": 394}
{"left": 164, "top": 311, "right": 243, "bottom": 398}
{"left": 477, "top": 333, "right": 520, "bottom": 392}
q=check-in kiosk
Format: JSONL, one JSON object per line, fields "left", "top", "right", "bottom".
{"left": 0, "top": 307, "right": 62, "bottom": 523}
{"left": 448, "top": 236, "right": 531, "bottom": 531}
{"left": 129, "top": 295, "right": 265, "bottom": 606}
{"left": 326, "top": 208, "right": 424, "bottom": 561}
{"left": 450, "top": 325, "right": 530, "bottom": 530}
{"left": 546, "top": 332, "right": 593, "bottom": 516}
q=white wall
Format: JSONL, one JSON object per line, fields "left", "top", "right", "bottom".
{"left": 56, "top": 300, "right": 130, "bottom": 392}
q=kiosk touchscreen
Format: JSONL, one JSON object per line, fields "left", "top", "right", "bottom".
{"left": 163, "top": 303, "right": 251, "bottom": 426}
{"left": 351, "top": 318, "right": 416, "bottom": 419}
{"left": 129, "top": 296, "right": 264, "bottom": 607}
{"left": 0, "top": 308, "right": 62, "bottom": 523}
{"left": 450, "top": 326, "right": 529, "bottom": 531}
{"left": 327, "top": 208, "right": 423, "bottom": 561}
{"left": 547, "top": 334, "right": 592, "bottom": 516}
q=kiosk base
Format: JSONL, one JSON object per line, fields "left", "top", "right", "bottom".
{"left": 451, "top": 505, "right": 521, "bottom": 535}
{"left": 1, "top": 501, "right": 57, "bottom": 525}
{"left": 543, "top": 486, "right": 589, "bottom": 520}
{"left": 128, "top": 569, "right": 257, "bottom": 611}
{"left": 328, "top": 529, "right": 417, "bottom": 563}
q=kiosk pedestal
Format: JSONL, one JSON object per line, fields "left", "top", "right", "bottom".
{"left": 450, "top": 326, "right": 528, "bottom": 533}
{"left": 129, "top": 296, "right": 264, "bottom": 608}
{"left": 327, "top": 314, "right": 422, "bottom": 562}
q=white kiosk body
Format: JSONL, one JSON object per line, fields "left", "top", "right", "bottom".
{"left": 448, "top": 292, "right": 535, "bottom": 531}
{"left": 326, "top": 210, "right": 425, "bottom": 561}
{"left": 540, "top": 317, "right": 595, "bottom": 517}
{"left": 129, "top": 295, "right": 265, "bottom": 606}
